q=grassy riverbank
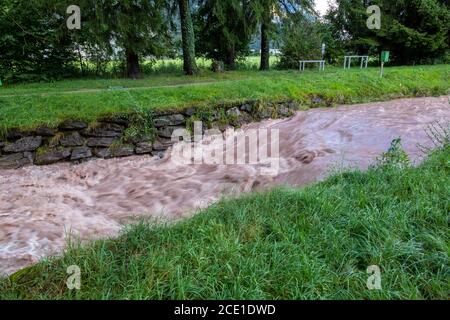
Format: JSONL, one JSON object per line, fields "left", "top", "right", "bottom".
{"left": 1, "top": 136, "right": 448, "bottom": 300}
{"left": 0, "top": 65, "right": 449, "bottom": 132}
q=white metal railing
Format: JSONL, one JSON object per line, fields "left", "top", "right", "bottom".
{"left": 344, "top": 56, "right": 369, "bottom": 69}
{"left": 299, "top": 60, "right": 325, "bottom": 72}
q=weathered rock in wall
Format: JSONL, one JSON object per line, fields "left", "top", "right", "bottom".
{"left": 3, "top": 136, "right": 42, "bottom": 153}
{"left": 35, "top": 148, "right": 72, "bottom": 165}
{"left": 0, "top": 100, "right": 298, "bottom": 170}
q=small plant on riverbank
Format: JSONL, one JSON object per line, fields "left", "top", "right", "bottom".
{"left": 422, "top": 122, "right": 450, "bottom": 152}
{"left": 122, "top": 92, "right": 157, "bottom": 144}
{"left": 376, "top": 138, "right": 411, "bottom": 169}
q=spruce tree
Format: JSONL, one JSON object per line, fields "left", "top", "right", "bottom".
{"left": 178, "top": 0, "right": 198, "bottom": 75}
{"left": 253, "top": 0, "right": 315, "bottom": 71}
{"left": 89, "top": 0, "right": 173, "bottom": 79}
{"left": 327, "top": 0, "right": 450, "bottom": 64}
{"left": 195, "top": 0, "right": 256, "bottom": 70}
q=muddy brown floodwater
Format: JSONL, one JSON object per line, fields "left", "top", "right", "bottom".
{"left": 1, "top": 96, "right": 449, "bottom": 275}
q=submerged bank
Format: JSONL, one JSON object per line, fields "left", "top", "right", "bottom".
{"left": 0, "top": 95, "right": 449, "bottom": 277}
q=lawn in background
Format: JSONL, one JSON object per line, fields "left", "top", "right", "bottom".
{"left": 0, "top": 65, "right": 448, "bottom": 132}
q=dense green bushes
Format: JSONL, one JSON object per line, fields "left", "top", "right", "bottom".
{"left": 1, "top": 0, "right": 448, "bottom": 84}
{"left": 0, "top": 0, "right": 77, "bottom": 83}
{"left": 325, "top": 0, "right": 450, "bottom": 65}
{"left": 278, "top": 14, "right": 323, "bottom": 69}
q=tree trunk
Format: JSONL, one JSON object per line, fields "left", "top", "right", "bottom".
{"left": 179, "top": 0, "right": 198, "bottom": 75}
{"left": 126, "top": 49, "right": 141, "bottom": 79}
{"left": 260, "top": 21, "right": 270, "bottom": 71}
{"left": 77, "top": 46, "right": 84, "bottom": 76}
{"left": 225, "top": 44, "right": 236, "bottom": 70}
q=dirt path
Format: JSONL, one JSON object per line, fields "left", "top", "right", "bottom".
{"left": 0, "top": 79, "right": 243, "bottom": 98}
{"left": 1, "top": 95, "right": 449, "bottom": 275}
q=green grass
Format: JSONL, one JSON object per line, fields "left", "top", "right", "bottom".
{"left": 141, "top": 56, "right": 279, "bottom": 74}
{"left": 1, "top": 140, "right": 448, "bottom": 300}
{"left": 0, "top": 65, "right": 449, "bottom": 132}
{"left": 0, "top": 56, "right": 279, "bottom": 96}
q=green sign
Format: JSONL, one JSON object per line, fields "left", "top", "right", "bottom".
{"left": 381, "top": 51, "right": 390, "bottom": 63}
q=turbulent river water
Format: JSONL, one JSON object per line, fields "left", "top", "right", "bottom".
{"left": 1, "top": 95, "right": 449, "bottom": 275}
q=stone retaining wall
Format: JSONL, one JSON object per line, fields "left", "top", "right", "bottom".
{"left": 0, "top": 100, "right": 298, "bottom": 170}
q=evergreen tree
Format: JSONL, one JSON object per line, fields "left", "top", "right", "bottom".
{"left": 178, "top": 0, "right": 198, "bottom": 75}
{"left": 0, "top": 0, "right": 76, "bottom": 82}
{"left": 278, "top": 12, "right": 324, "bottom": 68}
{"left": 95, "top": 0, "right": 173, "bottom": 78}
{"left": 327, "top": 0, "right": 450, "bottom": 64}
{"left": 195, "top": 0, "right": 256, "bottom": 70}
{"left": 0, "top": 0, "right": 175, "bottom": 81}
{"left": 252, "top": 0, "right": 315, "bottom": 70}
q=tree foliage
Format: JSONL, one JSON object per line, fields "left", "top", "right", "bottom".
{"left": 178, "top": 0, "right": 198, "bottom": 75}
{"left": 0, "top": 0, "right": 76, "bottom": 82}
{"left": 0, "top": 0, "right": 448, "bottom": 83}
{"left": 0, "top": 0, "right": 174, "bottom": 81}
{"left": 83, "top": 0, "right": 174, "bottom": 78}
{"left": 250, "top": 0, "right": 315, "bottom": 70}
{"left": 194, "top": 0, "right": 257, "bottom": 70}
{"left": 278, "top": 13, "right": 324, "bottom": 68}
{"left": 326, "top": 0, "right": 450, "bottom": 64}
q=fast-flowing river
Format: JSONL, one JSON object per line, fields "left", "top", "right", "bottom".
{"left": 1, "top": 96, "right": 449, "bottom": 275}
